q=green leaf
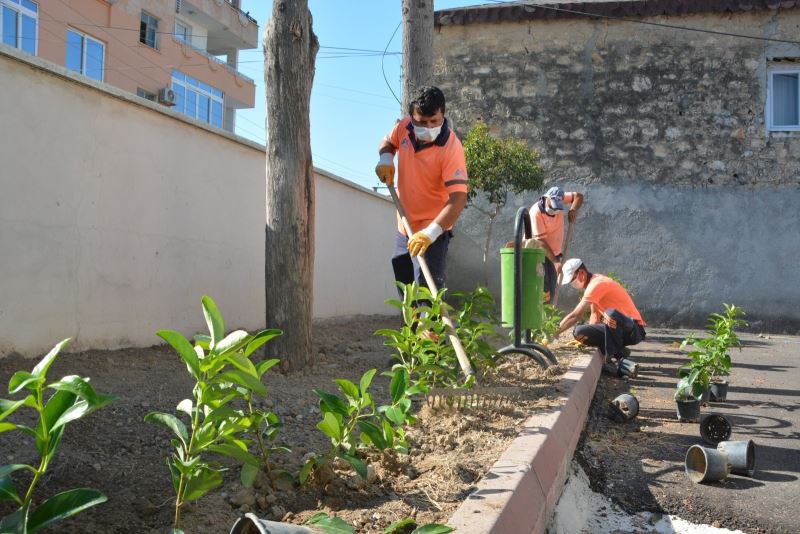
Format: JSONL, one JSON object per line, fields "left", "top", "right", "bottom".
{"left": 0, "top": 475, "right": 20, "bottom": 503}
{"left": 0, "top": 464, "right": 35, "bottom": 479}
{"left": 299, "top": 457, "right": 316, "bottom": 484}
{"left": 37, "top": 390, "right": 77, "bottom": 455}
{"left": 306, "top": 512, "right": 356, "bottom": 534}
{"left": 0, "top": 504, "right": 28, "bottom": 533}
{"left": 8, "top": 371, "right": 43, "bottom": 395}
{"left": 240, "top": 463, "right": 259, "bottom": 488}
{"left": 314, "top": 390, "right": 349, "bottom": 417}
{"left": 335, "top": 379, "right": 360, "bottom": 400}
{"left": 201, "top": 295, "right": 225, "bottom": 347}
{"left": 390, "top": 368, "right": 409, "bottom": 404}
{"left": 359, "top": 369, "right": 377, "bottom": 395}
{"left": 27, "top": 488, "right": 107, "bottom": 533}
{"left": 383, "top": 518, "right": 417, "bottom": 534}
{"left": 144, "top": 412, "right": 188, "bottom": 446}
{"left": 255, "top": 358, "right": 281, "bottom": 378}
{"left": 157, "top": 330, "right": 201, "bottom": 379}
{"left": 176, "top": 399, "right": 193, "bottom": 418}
{"left": 50, "top": 393, "right": 116, "bottom": 433}
{"left": 382, "top": 419, "right": 395, "bottom": 449}
{"left": 412, "top": 524, "right": 454, "bottom": 534}
{"left": 214, "top": 370, "right": 267, "bottom": 396}
{"left": 207, "top": 442, "right": 259, "bottom": 466}
{"left": 384, "top": 406, "right": 406, "bottom": 426}
{"left": 216, "top": 330, "right": 252, "bottom": 356}
{"left": 31, "top": 339, "right": 71, "bottom": 380}
{"left": 317, "top": 412, "right": 342, "bottom": 442}
{"left": 245, "top": 329, "right": 283, "bottom": 358}
{"left": 182, "top": 465, "right": 224, "bottom": 502}
{"left": 338, "top": 452, "right": 368, "bottom": 480}
{"left": 0, "top": 396, "right": 34, "bottom": 422}
{"left": 357, "top": 420, "right": 387, "bottom": 450}
{"left": 0, "top": 422, "right": 17, "bottom": 434}
{"left": 193, "top": 334, "right": 212, "bottom": 350}
{"left": 224, "top": 351, "right": 259, "bottom": 379}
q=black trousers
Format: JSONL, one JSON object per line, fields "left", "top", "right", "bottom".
{"left": 391, "top": 230, "right": 452, "bottom": 296}
{"left": 573, "top": 308, "right": 646, "bottom": 359}
{"left": 543, "top": 257, "right": 557, "bottom": 304}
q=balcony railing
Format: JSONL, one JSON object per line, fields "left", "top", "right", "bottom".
{"left": 175, "top": 37, "right": 255, "bottom": 84}
{"left": 224, "top": 0, "right": 258, "bottom": 26}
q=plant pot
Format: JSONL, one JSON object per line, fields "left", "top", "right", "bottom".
{"left": 676, "top": 398, "right": 701, "bottom": 422}
{"left": 710, "top": 380, "right": 729, "bottom": 402}
{"left": 699, "top": 413, "right": 732, "bottom": 445}
{"left": 685, "top": 444, "right": 732, "bottom": 483}
{"left": 608, "top": 393, "right": 639, "bottom": 421}
{"left": 617, "top": 359, "right": 639, "bottom": 379}
{"left": 718, "top": 440, "right": 756, "bottom": 477}
{"left": 700, "top": 387, "right": 711, "bottom": 406}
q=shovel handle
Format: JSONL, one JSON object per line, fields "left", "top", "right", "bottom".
{"left": 552, "top": 219, "right": 574, "bottom": 307}
{"left": 387, "top": 185, "right": 474, "bottom": 379}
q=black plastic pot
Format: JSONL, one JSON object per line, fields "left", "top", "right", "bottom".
{"left": 700, "top": 413, "right": 732, "bottom": 445}
{"left": 710, "top": 380, "right": 729, "bottom": 402}
{"left": 700, "top": 387, "right": 711, "bottom": 406}
{"left": 676, "top": 398, "right": 701, "bottom": 422}
{"left": 608, "top": 393, "right": 639, "bottom": 422}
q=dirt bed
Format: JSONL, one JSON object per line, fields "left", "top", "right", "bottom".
{"left": 1, "top": 315, "right": 580, "bottom": 533}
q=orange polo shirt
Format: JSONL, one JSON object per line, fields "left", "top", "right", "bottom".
{"left": 583, "top": 274, "right": 646, "bottom": 326}
{"left": 530, "top": 192, "right": 576, "bottom": 256}
{"left": 386, "top": 117, "right": 468, "bottom": 234}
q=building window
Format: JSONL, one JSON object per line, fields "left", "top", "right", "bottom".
{"left": 768, "top": 70, "right": 800, "bottom": 131}
{"left": 65, "top": 28, "right": 105, "bottom": 81}
{"left": 171, "top": 71, "right": 224, "bottom": 128}
{"left": 137, "top": 88, "right": 157, "bottom": 102}
{"left": 139, "top": 11, "right": 159, "bottom": 49}
{"left": 1, "top": 0, "right": 37, "bottom": 55}
{"left": 175, "top": 20, "right": 191, "bottom": 43}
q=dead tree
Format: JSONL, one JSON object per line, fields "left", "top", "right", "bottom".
{"left": 263, "top": 1, "right": 319, "bottom": 371}
{"left": 401, "top": 0, "right": 434, "bottom": 114}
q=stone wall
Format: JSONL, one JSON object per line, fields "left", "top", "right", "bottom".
{"left": 436, "top": 9, "right": 800, "bottom": 332}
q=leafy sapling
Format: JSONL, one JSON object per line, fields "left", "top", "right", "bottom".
{"left": 0, "top": 339, "right": 116, "bottom": 534}
{"left": 144, "top": 295, "right": 283, "bottom": 533}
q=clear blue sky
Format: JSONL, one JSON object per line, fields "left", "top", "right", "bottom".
{"left": 237, "top": 1, "right": 480, "bottom": 190}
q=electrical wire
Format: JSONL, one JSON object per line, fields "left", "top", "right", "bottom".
{"left": 478, "top": 0, "right": 800, "bottom": 46}
{"left": 381, "top": 22, "right": 403, "bottom": 106}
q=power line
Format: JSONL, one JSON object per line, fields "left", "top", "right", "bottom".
{"left": 479, "top": 0, "right": 800, "bottom": 46}
{"left": 381, "top": 22, "right": 402, "bottom": 106}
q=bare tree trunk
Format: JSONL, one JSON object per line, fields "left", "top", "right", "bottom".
{"left": 401, "top": 0, "right": 434, "bottom": 115}
{"left": 482, "top": 205, "right": 501, "bottom": 288}
{"left": 264, "top": 1, "right": 319, "bottom": 371}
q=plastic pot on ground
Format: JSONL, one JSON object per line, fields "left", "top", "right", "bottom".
{"left": 608, "top": 393, "right": 639, "bottom": 421}
{"left": 230, "top": 514, "right": 317, "bottom": 534}
{"left": 685, "top": 444, "right": 732, "bottom": 483}
{"left": 710, "top": 380, "right": 729, "bottom": 402}
{"left": 699, "top": 413, "right": 732, "bottom": 446}
{"left": 676, "top": 398, "right": 701, "bottom": 422}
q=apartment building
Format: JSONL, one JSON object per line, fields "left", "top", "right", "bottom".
{"left": 0, "top": 0, "right": 258, "bottom": 132}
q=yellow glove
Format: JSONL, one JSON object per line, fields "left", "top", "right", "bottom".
{"left": 407, "top": 222, "right": 443, "bottom": 257}
{"left": 407, "top": 232, "right": 432, "bottom": 257}
{"left": 375, "top": 153, "right": 395, "bottom": 187}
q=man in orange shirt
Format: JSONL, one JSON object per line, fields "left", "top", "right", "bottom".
{"left": 374, "top": 86, "right": 468, "bottom": 291}
{"left": 556, "top": 258, "right": 645, "bottom": 375}
{"left": 531, "top": 187, "right": 584, "bottom": 303}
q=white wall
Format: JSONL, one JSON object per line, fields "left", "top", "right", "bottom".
{"left": 0, "top": 46, "right": 397, "bottom": 357}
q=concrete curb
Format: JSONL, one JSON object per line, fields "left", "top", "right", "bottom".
{"left": 447, "top": 353, "right": 602, "bottom": 533}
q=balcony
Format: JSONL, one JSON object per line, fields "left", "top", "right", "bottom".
{"left": 177, "top": 0, "right": 259, "bottom": 53}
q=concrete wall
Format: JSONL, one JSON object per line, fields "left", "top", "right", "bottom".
{"left": 0, "top": 46, "right": 396, "bottom": 357}
{"left": 436, "top": 8, "right": 800, "bottom": 332}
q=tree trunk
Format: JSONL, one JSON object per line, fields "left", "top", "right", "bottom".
{"left": 264, "top": 1, "right": 319, "bottom": 371}
{"left": 401, "top": 0, "right": 434, "bottom": 115}
{"left": 483, "top": 204, "right": 501, "bottom": 288}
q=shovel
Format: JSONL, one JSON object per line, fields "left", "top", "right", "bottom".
{"left": 552, "top": 218, "right": 575, "bottom": 307}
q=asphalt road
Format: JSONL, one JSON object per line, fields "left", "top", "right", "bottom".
{"left": 576, "top": 329, "right": 800, "bottom": 534}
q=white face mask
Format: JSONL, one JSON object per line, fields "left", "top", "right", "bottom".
{"left": 544, "top": 205, "right": 558, "bottom": 216}
{"left": 414, "top": 124, "right": 442, "bottom": 142}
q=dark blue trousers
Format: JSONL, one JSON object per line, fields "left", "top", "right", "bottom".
{"left": 391, "top": 230, "right": 451, "bottom": 295}
{"left": 573, "top": 308, "right": 646, "bottom": 359}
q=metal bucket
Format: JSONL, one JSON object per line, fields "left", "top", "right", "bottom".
{"left": 230, "top": 513, "right": 316, "bottom": 534}
{"left": 685, "top": 445, "right": 732, "bottom": 483}
{"left": 609, "top": 393, "right": 639, "bottom": 421}
{"left": 718, "top": 440, "right": 756, "bottom": 477}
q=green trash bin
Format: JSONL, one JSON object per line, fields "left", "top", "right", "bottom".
{"left": 500, "top": 247, "right": 545, "bottom": 330}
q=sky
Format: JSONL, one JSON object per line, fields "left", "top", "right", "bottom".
{"left": 236, "top": 0, "right": 482, "bottom": 191}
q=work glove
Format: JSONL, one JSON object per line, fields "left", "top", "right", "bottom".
{"left": 375, "top": 152, "right": 395, "bottom": 187}
{"left": 407, "top": 222, "right": 443, "bottom": 257}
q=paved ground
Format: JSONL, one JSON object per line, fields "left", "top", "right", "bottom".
{"left": 574, "top": 329, "right": 799, "bottom": 534}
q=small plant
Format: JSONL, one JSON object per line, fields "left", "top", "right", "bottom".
{"left": 450, "top": 286, "right": 504, "bottom": 371}
{"left": 145, "top": 295, "right": 283, "bottom": 533}
{"left": 383, "top": 518, "right": 455, "bottom": 534}
{"left": 534, "top": 303, "right": 563, "bottom": 344}
{"left": 306, "top": 512, "right": 355, "bottom": 533}
{"left": 681, "top": 304, "right": 747, "bottom": 382}
{"left": 0, "top": 339, "right": 116, "bottom": 533}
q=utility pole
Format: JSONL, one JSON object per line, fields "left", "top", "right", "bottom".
{"left": 263, "top": 0, "right": 319, "bottom": 371}
{"left": 401, "top": 0, "right": 434, "bottom": 114}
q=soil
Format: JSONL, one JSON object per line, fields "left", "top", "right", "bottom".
{"left": 574, "top": 330, "right": 793, "bottom": 534}
{"left": 1, "top": 315, "right": 580, "bottom": 533}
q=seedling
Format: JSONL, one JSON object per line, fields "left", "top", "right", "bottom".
{"left": 681, "top": 304, "right": 747, "bottom": 381}
{"left": 0, "top": 339, "right": 116, "bottom": 533}
{"left": 145, "top": 295, "right": 283, "bottom": 533}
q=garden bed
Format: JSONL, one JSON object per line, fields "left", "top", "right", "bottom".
{"left": 0, "top": 315, "right": 583, "bottom": 533}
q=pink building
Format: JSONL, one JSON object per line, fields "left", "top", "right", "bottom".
{"left": 1, "top": 0, "right": 258, "bottom": 132}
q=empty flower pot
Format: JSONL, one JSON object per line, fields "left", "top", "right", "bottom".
{"left": 230, "top": 513, "right": 316, "bottom": 534}
{"left": 717, "top": 440, "right": 756, "bottom": 477}
{"left": 608, "top": 393, "right": 639, "bottom": 421}
{"left": 676, "top": 398, "right": 701, "bottom": 422}
{"left": 685, "top": 444, "right": 732, "bottom": 483}
{"left": 710, "top": 381, "right": 729, "bottom": 402}
{"left": 699, "top": 413, "right": 732, "bottom": 446}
